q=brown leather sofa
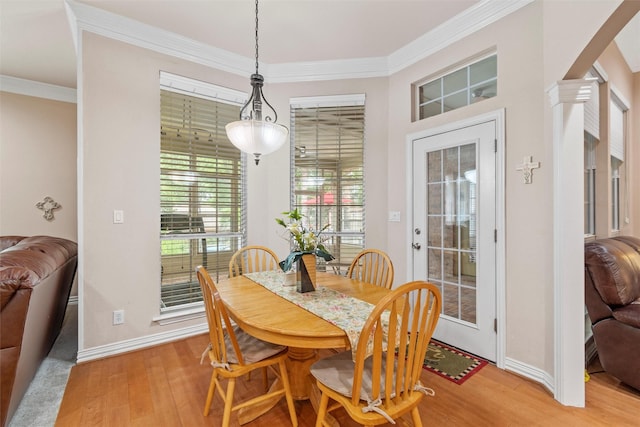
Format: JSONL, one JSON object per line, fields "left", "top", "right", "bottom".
{"left": 584, "top": 236, "right": 640, "bottom": 391}
{"left": 0, "top": 235, "right": 78, "bottom": 426}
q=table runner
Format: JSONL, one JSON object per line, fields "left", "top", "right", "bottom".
{"left": 243, "top": 271, "right": 392, "bottom": 359}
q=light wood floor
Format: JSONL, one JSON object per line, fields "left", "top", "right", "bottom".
{"left": 56, "top": 333, "right": 639, "bottom": 426}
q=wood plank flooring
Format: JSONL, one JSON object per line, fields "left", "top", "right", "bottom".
{"left": 56, "top": 333, "right": 640, "bottom": 426}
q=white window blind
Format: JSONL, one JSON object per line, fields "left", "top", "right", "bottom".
{"left": 160, "top": 81, "right": 246, "bottom": 311}
{"left": 290, "top": 95, "right": 365, "bottom": 274}
{"left": 583, "top": 73, "right": 599, "bottom": 139}
{"left": 584, "top": 135, "right": 596, "bottom": 236}
{"left": 609, "top": 97, "right": 625, "bottom": 161}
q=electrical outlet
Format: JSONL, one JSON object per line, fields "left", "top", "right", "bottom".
{"left": 113, "top": 309, "right": 125, "bottom": 325}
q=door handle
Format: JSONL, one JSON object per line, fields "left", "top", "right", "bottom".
{"left": 412, "top": 242, "right": 421, "bottom": 250}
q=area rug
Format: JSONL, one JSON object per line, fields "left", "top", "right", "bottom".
{"left": 422, "top": 340, "right": 488, "bottom": 385}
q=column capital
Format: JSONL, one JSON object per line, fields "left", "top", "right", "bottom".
{"left": 547, "top": 79, "right": 593, "bottom": 107}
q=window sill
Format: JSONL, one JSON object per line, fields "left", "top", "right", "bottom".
{"left": 152, "top": 304, "right": 205, "bottom": 326}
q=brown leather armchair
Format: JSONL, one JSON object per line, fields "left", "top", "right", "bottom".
{"left": 0, "top": 235, "right": 77, "bottom": 426}
{"left": 584, "top": 236, "right": 640, "bottom": 391}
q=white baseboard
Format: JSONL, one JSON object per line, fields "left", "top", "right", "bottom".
{"left": 77, "top": 323, "right": 208, "bottom": 363}
{"left": 504, "top": 357, "right": 555, "bottom": 395}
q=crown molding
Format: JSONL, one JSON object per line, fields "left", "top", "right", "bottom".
{"left": 388, "top": 0, "right": 535, "bottom": 74}
{"left": 66, "top": 0, "right": 254, "bottom": 78}
{"left": 266, "top": 57, "right": 389, "bottom": 83}
{"left": 66, "top": 0, "right": 533, "bottom": 84}
{"left": 0, "top": 75, "right": 77, "bottom": 103}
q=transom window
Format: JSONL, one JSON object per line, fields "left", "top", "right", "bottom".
{"left": 159, "top": 72, "right": 246, "bottom": 312}
{"left": 417, "top": 54, "right": 497, "bottom": 120}
{"left": 290, "top": 95, "right": 365, "bottom": 274}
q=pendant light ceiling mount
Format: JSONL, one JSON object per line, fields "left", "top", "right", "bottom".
{"left": 225, "top": 0, "right": 288, "bottom": 165}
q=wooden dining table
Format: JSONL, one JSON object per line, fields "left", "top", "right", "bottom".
{"left": 215, "top": 271, "right": 392, "bottom": 424}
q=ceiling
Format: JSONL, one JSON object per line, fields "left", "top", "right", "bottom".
{"left": 0, "top": 0, "right": 638, "bottom": 90}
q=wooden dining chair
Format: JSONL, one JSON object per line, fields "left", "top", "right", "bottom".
{"left": 229, "top": 245, "right": 279, "bottom": 277}
{"left": 346, "top": 248, "right": 394, "bottom": 289}
{"left": 310, "top": 281, "right": 441, "bottom": 427}
{"left": 195, "top": 266, "right": 298, "bottom": 427}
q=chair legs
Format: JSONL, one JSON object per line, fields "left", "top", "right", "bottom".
{"left": 222, "top": 378, "right": 237, "bottom": 427}
{"left": 203, "top": 361, "right": 298, "bottom": 427}
{"left": 278, "top": 359, "right": 298, "bottom": 427}
{"left": 410, "top": 407, "right": 423, "bottom": 427}
{"left": 204, "top": 370, "right": 217, "bottom": 416}
{"left": 315, "top": 391, "right": 330, "bottom": 427}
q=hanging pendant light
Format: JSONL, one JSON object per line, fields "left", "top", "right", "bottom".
{"left": 225, "top": 0, "right": 288, "bottom": 165}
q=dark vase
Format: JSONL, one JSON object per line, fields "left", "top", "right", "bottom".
{"left": 296, "top": 253, "right": 316, "bottom": 293}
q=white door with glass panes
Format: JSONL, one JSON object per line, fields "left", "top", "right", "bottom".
{"left": 412, "top": 120, "right": 496, "bottom": 361}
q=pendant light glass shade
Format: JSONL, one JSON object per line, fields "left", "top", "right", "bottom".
{"left": 226, "top": 119, "right": 288, "bottom": 165}
{"left": 225, "top": 0, "right": 287, "bottom": 165}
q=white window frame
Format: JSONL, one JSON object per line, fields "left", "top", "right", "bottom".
{"left": 289, "top": 94, "right": 366, "bottom": 274}
{"left": 416, "top": 53, "right": 497, "bottom": 121}
{"left": 155, "top": 72, "right": 247, "bottom": 322}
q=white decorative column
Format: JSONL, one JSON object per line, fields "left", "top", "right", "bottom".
{"left": 547, "top": 80, "right": 591, "bottom": 407}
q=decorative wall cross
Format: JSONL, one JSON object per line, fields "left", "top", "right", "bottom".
{"left": 36, "top": 196, "right": 61, "bottom": 221}
{"left": 516, "top": 156, "right": 541, "bottom": 184}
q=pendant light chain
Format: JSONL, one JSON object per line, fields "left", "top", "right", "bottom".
{"left": 254, "top": 0, "right": 259, "bottom": 75}
{"left": 224, "top": 0, "right": 289, "bottom": 165}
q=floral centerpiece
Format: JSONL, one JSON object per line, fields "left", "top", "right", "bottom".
{"left": 276, "top": 209, "right": 334, "bottom": 292}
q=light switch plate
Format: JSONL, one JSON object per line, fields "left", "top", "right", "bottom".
{"left": 113, "top": 210, "right": 124, "bottom": 224}
{"left": 388, "top": 211, "right": 401, "bottom": 222}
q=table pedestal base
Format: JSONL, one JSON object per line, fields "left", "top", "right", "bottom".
{"left": 287, "top": 347, "right": 340, "bottom": 427}
{"left": 237, "top": 347, "right": 324, "bottom": 425}
{"left": 286, "top": 347, "right": 319, "bottom": 399}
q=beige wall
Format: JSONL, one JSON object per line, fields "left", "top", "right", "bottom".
{"left": 0, "top": 92, "right": 77, "bottom": 241}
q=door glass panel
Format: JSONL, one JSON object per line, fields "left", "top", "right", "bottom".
{"left": 426, "top": 143, "right": 478, "bottom": 324}
{"left": 443, "top": 250, "right": 458, "bottom": 283}
{"left": 461, "top": 287, "right": 477, "bottom": 323}
{"left": 428, "top": 216, "right": 442, "bottom": 247}
{"left": 427, "top": 151, "right": 442, "bottom": 182}
{"left": 427, "top": 183, "right": 441, "bottom": 215}
{"left": 428, "top": 247, "right": 442, "bottom": 279}
{"left": 443, "top": 283, "right": 459, "bottom": 318}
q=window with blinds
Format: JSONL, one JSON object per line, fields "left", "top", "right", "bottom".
{"left": 583, "top": 69, "right": 601, "bottom": 237}
{"left": 160, "top": 77, "right": 246, "bottom": 311}
{"left": 609, "top": 95, "right": 626, "bottom": 162}
{"left": 609, "top": 93, "right": 627, "bottom": 232}
{"left": 290, "top": 96, "right": 365, "bottom": 274}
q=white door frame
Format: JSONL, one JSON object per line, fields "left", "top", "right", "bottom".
{"left": 406, "top": 109, "right": 505, "bottom": 369}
